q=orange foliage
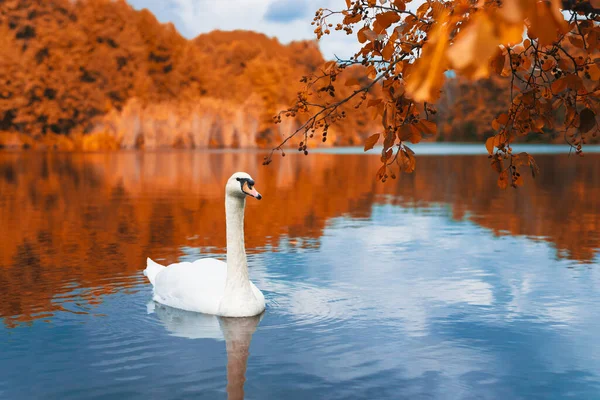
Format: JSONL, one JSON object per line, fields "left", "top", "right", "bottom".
{"left": 436, "top": 76, "right": 600, "bottom": 144}
{"left": 0, "top": 0, "right": 377, "bottom": 149}
{"left": 273, "top": 0, "right": 600, "bottom": 188}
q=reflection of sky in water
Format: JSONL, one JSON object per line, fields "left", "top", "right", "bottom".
{"left": 2, "top": 202, "right": 600, "bottom": 399}
{"left": 252, "top": 206, "right": 600, "bottom": 398}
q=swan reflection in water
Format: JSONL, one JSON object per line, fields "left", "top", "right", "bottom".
{"left": 148, "top": 301, "right": 262, "bottom": 400}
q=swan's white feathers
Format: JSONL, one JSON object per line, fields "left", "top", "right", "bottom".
{"left": 144, "top": 171, "right": 265, "bottom": 317}
{"left": 144, "top": 257, "right": 165, "bottom": 286}
{"left": 146, "top": 258, "right": 264, "bottom": 316}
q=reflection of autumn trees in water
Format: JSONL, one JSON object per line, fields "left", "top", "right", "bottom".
{"left": 0, "top": 152, "right": 599, "bottom": 326}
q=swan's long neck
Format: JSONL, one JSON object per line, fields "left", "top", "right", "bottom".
{"left": 225, "top": 194, "right": 249, "bottom": 287}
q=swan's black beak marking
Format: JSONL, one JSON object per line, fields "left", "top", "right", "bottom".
{"left": 236, "top": 177, "right": 262, "bottom": 200}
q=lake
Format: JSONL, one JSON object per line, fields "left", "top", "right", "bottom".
{"left": 1, "top": 146, "right": 600, "bottom": 399}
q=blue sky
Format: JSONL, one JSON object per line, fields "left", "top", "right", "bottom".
{"left": 127, "top": 0, "right": 359, "bottom": 59}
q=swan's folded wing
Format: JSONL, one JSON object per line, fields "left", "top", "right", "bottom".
{"left": 153, "top": 259, "right": 228, "bottom": 315}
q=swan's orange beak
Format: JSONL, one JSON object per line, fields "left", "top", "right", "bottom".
{"left": 242, "top": 181, "right": 262, "bottom": 200}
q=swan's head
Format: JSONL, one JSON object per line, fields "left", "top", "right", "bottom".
{"left": 226, "top": 172, "right": 262, "bottom": 200}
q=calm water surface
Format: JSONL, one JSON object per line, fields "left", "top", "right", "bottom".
{"left": 1, "top": 148, "right": 600, "bottom": 399}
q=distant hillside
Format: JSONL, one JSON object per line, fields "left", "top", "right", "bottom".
{"left": 1, "top": 0, "right": 190, "bottom": 136}
{"left": 0, "top": 0, "right": 377, "bottom": 150}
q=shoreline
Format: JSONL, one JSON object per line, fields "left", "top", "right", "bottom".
{"left": 2, "top": 143, "right": 600, "bottom": 156}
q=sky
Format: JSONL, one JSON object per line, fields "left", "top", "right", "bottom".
{"left": 127, "top": 0, "right": 360, "bottom": 59}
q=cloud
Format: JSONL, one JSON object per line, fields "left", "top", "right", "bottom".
{"left": 264, "top": 0, "right": 309, "bottom": 23}
{"left": 128, "top": 0, "right": 360, "bottom": 59}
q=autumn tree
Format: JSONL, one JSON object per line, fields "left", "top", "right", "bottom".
{"left": 269, "top": 0, "right": 600, "bottom": 188}
{"left": 1, "top": 0, "right": 344, "bottom": 149}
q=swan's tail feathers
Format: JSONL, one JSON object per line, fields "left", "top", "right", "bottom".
{"left": 144, "top": 258, "right": 165, "bottom": 286}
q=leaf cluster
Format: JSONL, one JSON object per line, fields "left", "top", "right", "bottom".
{"left": 270, "top": 0, "right": 600, "bottom": 188}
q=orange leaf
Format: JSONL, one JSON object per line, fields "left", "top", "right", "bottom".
{"left": 323, "top": 61, "right": 337, "bottom": 74}
{"left": 382, "top": 104, "right": 389, "bottom": 128}
{"left": 364, "top": 133, "right": 380, "bottom": 151}
{"left": 491, "top": 157, "right": 503, "bottom": 173}
{"left": 558, "top": 58, "right": 571, "bottom": 71}
{"left": 491, "top": 49, "right": 505, "bottom": 75}
{"left": 381, "top": 147, "right": 394, "bottom": 162}
{"left": 568, "top": 35, "right": 584, "bottom": 49}
{"left": 447, "top": 13, "right": 498, "bottom": 79}
{"left": 357, "top": 26, "right": 369, "bottom": 43}
{"left": 526, "top": 0, "right": 568, "bottom": 45}
{"left": 398, "top": 148, "right": 416, "bottom": 173}
{"left": 588, "top": 64, "right": 600, "bottom": 81}
{"left": 513, "top": 153, "right": 530, "bottom": 167}
{"left": 418, "top": 119, "right": 437, "bottom": 135}
{"left": 393, "top": 0, "right": 406, "bottom": 11}
{"left": 397, "top": 124, "right": 421, "bottom": 143}
{"left": 366, "top": 65, "right": 377, "bottom": 79}
{"left": 375, "top": 11, "right": 401, "bottom": 30}
{"left": 497, "top": 113, "right": 509, "bottom": 125}
{"left": 405, "top": 10, "right": 450, "bottom": 102}
{"left": 397, "top": 125, "right": 411, "bottom": 141}
{"left": 383, "top": 131, "right": 396, "bottom": 150}
{"left": 372, "top": 103, "right": 385, "bottom": 120}
{"left": 551, "top": 77, "right": 567, "bottom": 94}
{"left": 363, "top": 29, "right": 379, "bottom": 42}
{"left": 587, "top": 30, "right": 598, "bottom": 52}
{"left": 360, "top": 42, "right": 374, "bottom": 56}
{"left": 408, "top": 124, "right": 422, "bottom": 143}
{"left": 579, "top": 108, "right": 597, "bottom": 133}
{"left": 430, "top": 2, "right": 446, "bottom": 18}
{"left": 367, "top": 99, "right": 382, "bottom": 108}
{"left": 500, "top": 0, "right": 522, "bottom": 23}
{"left": 541, "top": 59, "right": 555, "bottom": 72}
{"left": 499, "top": 22, "right": 524, "bottom": 45}
{"left": 566, "top": 106, "right": 576, "bottom": 126}
{"left": 565, "top": 74, "right": 583, "bottom": 91}
{"left": 345, "top": 77, "right": 361, "bottom": 87}
{"left": 400, "top": 43, "right": 413, "bottom": 53}
{"left": 382, "top": 40, "right": 395, "bottom": 60}
{"left": 486, "top": 136, "right": 495, "bottom": 154}
{"left": 343, "top": 13, "right": 361, "bottom": 24}
{"left": 416, "top": 2, "right": 430, "bottom": 18}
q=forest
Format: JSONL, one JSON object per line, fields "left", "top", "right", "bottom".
{"left": 0, "top": 0, "right": 574, "bottom": 150}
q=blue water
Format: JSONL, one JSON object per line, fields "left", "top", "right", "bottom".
{"left": 0, "top": 151, "right": 599, "bottom": 399}
{"left": 314, "top": 143, "right": 600, "bottom": 155}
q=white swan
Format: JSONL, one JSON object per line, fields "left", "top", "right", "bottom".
{"left": 144, "top": 172, "right": 266, "bottom": 317}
